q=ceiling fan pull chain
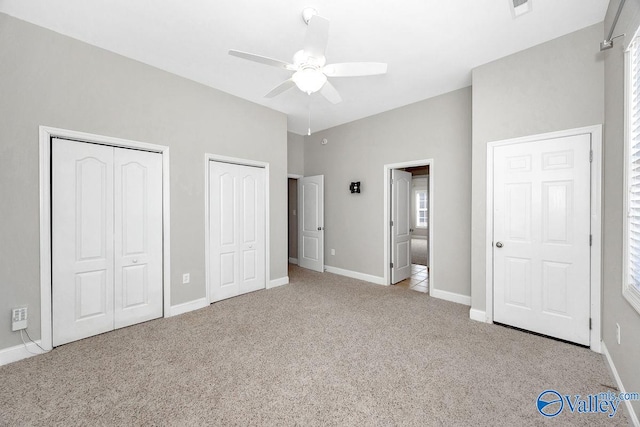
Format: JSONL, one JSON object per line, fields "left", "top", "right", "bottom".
{"left": 308, "top": 103, "right": 312, "bottom": 136}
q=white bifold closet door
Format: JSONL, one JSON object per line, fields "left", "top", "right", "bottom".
{"left": 209, "top": 161, "right": 266, "bottom": 302}
{"left": 52, "top": 138, "right": 163, "bottom": 347}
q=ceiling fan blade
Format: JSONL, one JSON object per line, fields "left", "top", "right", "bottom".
{"left": 229, "top": 50, "right": 295, "bottom": 70}
{"left": 323, "top": 62, "right": 388, "bottom": 77}
{"left": 320, "top": 81, "right": 342, "bottom": 104}
{"left": 304, "top": 15, "right": 330, "bottom": 60}
{"left": 265, "top": 79, "right": 296, "bottom": 98}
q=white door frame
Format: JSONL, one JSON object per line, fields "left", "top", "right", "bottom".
{"left": 485, "top": 125, "right": 602, "bottom": 352}
{"left": 39, "top": 126, "right": 171, "bottom": 351}
{"left": 204, "top": 153, "right": 270, "bottom": 303}
{"left": 383, "top": 159, "right": 434, "bottom": 288}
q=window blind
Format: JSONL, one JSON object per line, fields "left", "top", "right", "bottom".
{"left": 629, "top": 37, "right": 640, "bottom": 293}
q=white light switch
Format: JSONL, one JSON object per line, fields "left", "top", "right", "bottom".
{"left": 182, "top": 273, "right": 190, "bottom": 284}
{"left": 331, "top": 249, "right": 335, "bottom": 256}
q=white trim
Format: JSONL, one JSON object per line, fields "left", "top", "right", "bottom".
{"left": 39, "top": 126, "right": 171, "bottom": 351}
{"left": 384, "top": 159, "right": 435, "bottom": 288}
{"left": 601, "top": 342, "right": 640, "bottom": 426}
{"left": 0, "top": 341, "right": 46, "bottom": 366}
{"left": 485, "top": 125, "right": 603, "bottom": 352}
{"left": 325, "top": 265, "right": 385, "bottom": 285}
{"left": 168, "top": 297, "right": 209, "bottom": 317}
{"left": 269, "top": 277, "right": 289, "bottom": 288}
{"left": 469, "top": 308, "right": 487, "bottom": 323}
{"left": 287, "top": 173, "right": 303, "bottom": 179}
{"left": 430, "top": 288, "right": 471, "bottom": 306}
{"left": 204, "top": 153, "right": 270, "bottom": 303}
{"left": 288, "top": 257, "right": 298, "bottom": 264}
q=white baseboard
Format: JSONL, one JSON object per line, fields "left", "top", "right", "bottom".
{"left": 0, "top": 340, "right": 46, "bottom": 366}
{"left": 288, "top": 257, "right": 298, "bottom": 265}
{"left": 601, "top": 342, "right": 640, "bottom": 426}
{"left": 430, "top": 288, "right": 471, "bottom": 306}
{"left": 469, "top": 308, "right": 487, "bottom": 323}
{"left": 167, "top": 297, "right": 209, "bottom": 317}
{"left": 269, "top": 276, "right": 289, "bottom": 288}
{"left": 324, "top": 266, "right": 385, "bottom": 285}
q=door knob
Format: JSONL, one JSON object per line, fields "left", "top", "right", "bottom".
{"left": 132, "top": 259, "right": 138, "bottom": 263}
{"left": 318, "top": 227, "right": 324, "bottom": 231}
{"left": 495, "top": 242, "right": 503, "bottom": 248}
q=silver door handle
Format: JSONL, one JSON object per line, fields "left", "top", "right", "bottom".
{"left": 132, "top": 259, "right": 138, "bottom": 263}
{"left": 318, "top": 227, "right": 324, "bottom": 231}
{"left": 495, "top": 242, "right": 503, "bottom": 248}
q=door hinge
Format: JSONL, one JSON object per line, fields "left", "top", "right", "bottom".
{"left": 390, "top": 220, "right": 394, "bottom": 226}
{"left": 589, "top": 318, "right": 592, "bottom": 330}
{"left": 589, "top": 235, "right": 592, "bottom": 246}
{"left": 390, "top": 262, "right": 394, "bottom": 268}
{"left": 589, "top": 150, "right": 593, "bottom": 162}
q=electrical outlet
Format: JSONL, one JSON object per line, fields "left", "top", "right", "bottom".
{"left": 182, "top": 273, "right": 190, "bottom": 284}
{"left": 616, "top": 323, "right": 621, "bottom": 345}
{"left": 11, "top": 307, "right": 27, "bottom": 331}
{"left": 331, "top": 249, "right": 335, "bottom": 256}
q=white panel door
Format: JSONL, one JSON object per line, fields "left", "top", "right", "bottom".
{"left": 114, "top": 148, "right": 163, "bottom": 328}
{"left": 53, "top": 139, "right": 115, "bottom": 346}
{"left": 298, "top": 175, "right": 324, "bottom": 272}
{"left": 493, "top": 134, "right": 591, "bottom": 345}
{"left": 209, "top": 161, "right": 266, "bottom": 302}
{"left": 391, "top": 169, "right": 412, "bottom": 284}
{"left": 53, "top": 139, "right": 163, "bottom": 346}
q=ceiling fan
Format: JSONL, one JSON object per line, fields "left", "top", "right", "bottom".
{"left": 228, "top": 8, "right": 387, "bottom": 104}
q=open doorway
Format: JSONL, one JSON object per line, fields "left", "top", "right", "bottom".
{"left": 384, "top": 160, "right": 433, "bottom": 294}
{"left": 287, "top": 176, "right": 300, "bottom": 265}
{"left": 403, "top": 165, "right": 429, "bottom": 292}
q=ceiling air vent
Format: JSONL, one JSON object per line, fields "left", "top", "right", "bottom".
{"left": 510, "top": 0, "right": 532, "bottom": 17}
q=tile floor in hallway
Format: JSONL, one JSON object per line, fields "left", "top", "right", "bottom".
{"left": 394, "top": 264, "right": 428, "bottom": 293}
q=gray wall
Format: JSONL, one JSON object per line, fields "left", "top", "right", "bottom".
{"left": 470, "top": 23, "right": 605, "bottom": 310}
{"left": 602, "top": 0, "right": 640, "bottom": 416}
{"left": 287, "top": 132, "right": 303, "bottom": 262}
{"left": 0, "top": 14, "right": 288, "bottom": 350}
{"left": 304, "top": 87, "right": 471, "bottom": 296}
{"left": 287, "top": 132, "right": 305, "bottom": 176}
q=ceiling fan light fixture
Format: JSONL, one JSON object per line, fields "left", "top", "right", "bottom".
{"left": 292, "top": 67, "right": 327, "bottom": 94}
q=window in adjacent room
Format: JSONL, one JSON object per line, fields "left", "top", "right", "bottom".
{"left": 416, "top": 190, "right": 428, "bottom": 228}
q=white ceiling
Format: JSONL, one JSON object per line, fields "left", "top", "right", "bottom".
{"left": 0, "top": 0, "right": 609, "bottom": 135}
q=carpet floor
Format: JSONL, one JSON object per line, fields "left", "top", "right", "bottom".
{"left": 0, "top": 266, "right": 629, "bottom": 426}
